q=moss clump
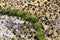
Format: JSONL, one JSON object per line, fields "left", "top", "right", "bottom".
{"left": 34, "top": 21, "right": 46, "bottom": 40}
{"left": 25, "top": 15, "right": 38, "bottom": 23}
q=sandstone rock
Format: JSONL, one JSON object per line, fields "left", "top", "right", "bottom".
{"left": 0, "top": 3, "right": 5, "bottom": 7}
{"left": 43, "top": 23, "right": 49, "bottom": 30}
{"left": 56, "top": 37, "right": 60, "bottom": 40}
{"left": 46, "top": 37, "right": 52, "bottom": 40}
{"left": 48, "top": 30, "right": 53, "bottom": 35}
{"left": 46, "top": 12, "right": 50, "bottom": 19}
{"left": 52, "top": 30, "right": 58, "bottom": 38}
{"left": 19, "top": 20, "right": 25, "bottom": 24}
{"left": 58, "top": 0, "right": 60, "bottom": 3}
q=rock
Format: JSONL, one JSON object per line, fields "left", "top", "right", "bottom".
{"left": 0, "top": 0, "right": 60, "bottom": 40}
{"left": 46, "top": 12, "right": 50, "bottom": 19}
{"left": 19, "top": 20, "right": 25, "bottom": 24}
{"left": 0, "top": 3, "right": 5, "bottom": 7}
{"left": 30, "top": 28, "right": 35, "bottom": 32}
{"left": 43, "top": 23, "right": 49, "bottom": 30}
{"left": 56, "top": 37, "right": 60, "bottom": 40}
{"left": 0, "top": 26, "right": 16, "bottom": 38}
{"left": 48, "top": 30, "right": 53, "bottom": 35}
{"left": 20, "top": 34, "right": 25, "bottom": 38}
{"left": 52, "top": 30, "right": 58, "bottom": 38}
{"left": 46, "top": 37, "right": 52, "bottom": 40}
{"left": 58, "top": 0, "right": 60, "bottom": 3}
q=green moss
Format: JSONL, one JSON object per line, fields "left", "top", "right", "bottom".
{"left": 17, "top": 10, "right": 28, "bottom": 18}
{"left": 34, "top": 21, "right": 42, "bottom": 28}
{"left": 25, "top": 15, "right": 38, "bottom": 23}
{"left": 34, "top": 22, "right": 46, "bottom": 40}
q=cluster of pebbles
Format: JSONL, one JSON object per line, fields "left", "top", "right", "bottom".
{"left": 0, "top": 15, "right": 35, "bottom": 40}
{"left": 0, "top": 0, "right": 60, "bottom": 40}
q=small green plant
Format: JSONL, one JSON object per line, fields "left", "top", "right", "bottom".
{"left": 25, "top": 15, "right": 38, "bottom": 23}
{"left": 17, "top": 10, "right": 28, "bottom": 18}
{"left": 34, "top": 21, "right": 42, "bottom": 28}
{"left": 34, "top": 21, "right": 46, "bottom": 40}
{"left": 3, "top": 7, "right": 12, "bottom": 15}
{"left": 35, "top": 28, "right": 46, "bottom": 40}
{"left": 5, "top": 8, "right": 18, "bottom": 16}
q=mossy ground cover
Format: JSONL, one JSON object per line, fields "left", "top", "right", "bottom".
{"left": 0, "top": 7, "right": 46, "bottom": 40}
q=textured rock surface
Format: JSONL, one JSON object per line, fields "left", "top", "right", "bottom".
{"left": 0, "top": 15, "right": 16, "bottom": 40}
{"left": 0, "top": 0, "right": 60, "bottom": 40}
{"left": 0, "top": 15, "right": 35, "bottom": 40}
